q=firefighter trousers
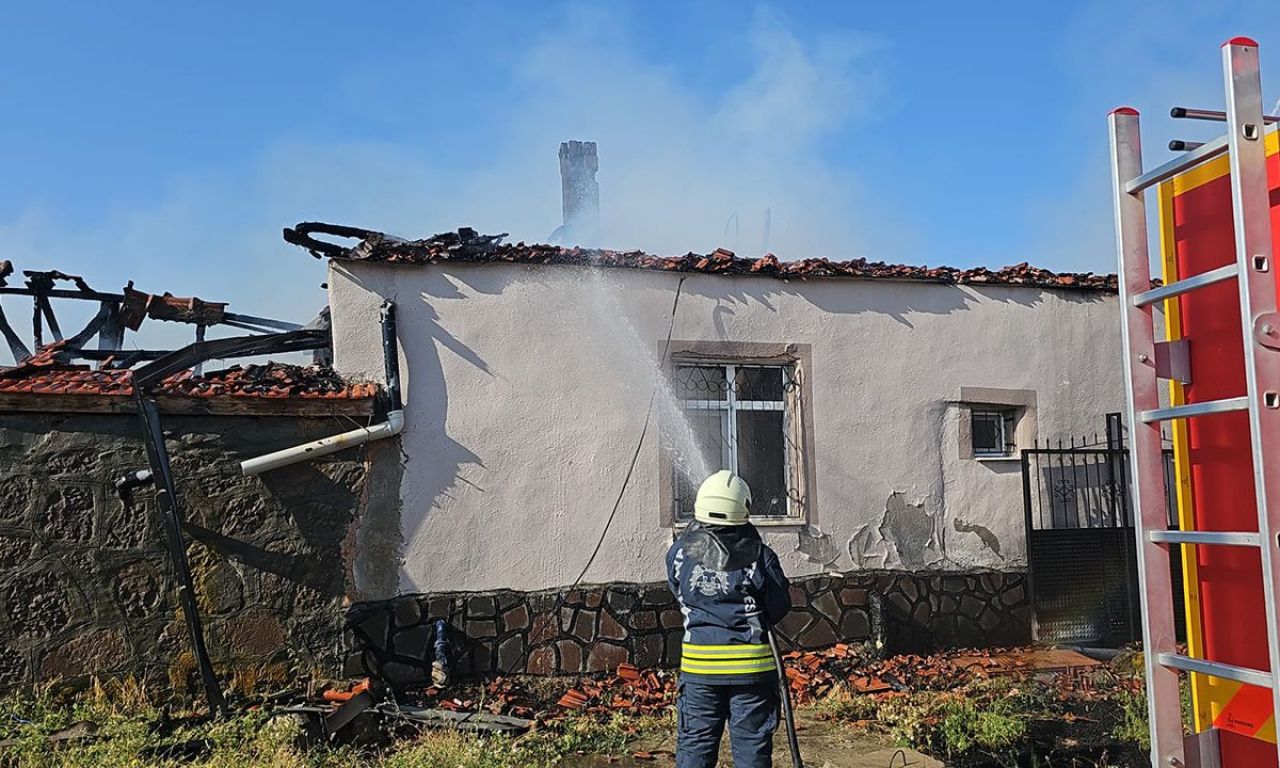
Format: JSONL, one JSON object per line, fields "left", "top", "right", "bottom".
{"left": 676, "top": 679, "right": 779, "bottom": 768}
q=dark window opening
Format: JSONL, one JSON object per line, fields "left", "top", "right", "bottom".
{"left": 670, "top": 362, "right": 803, "bottom": 521}
{"left": 972, "top": 409, "right": 1017, "bottom": 457}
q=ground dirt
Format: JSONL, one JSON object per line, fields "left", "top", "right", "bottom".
{"left": 564, "top": 709, "right": 942, "bottom": 768}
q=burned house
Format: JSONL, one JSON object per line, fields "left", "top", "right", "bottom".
{"left": 300, "top": 221, "right": 1127, "bottom": 680}
{"left": 0, "top": 215, "right": 1130, "bottom": 696}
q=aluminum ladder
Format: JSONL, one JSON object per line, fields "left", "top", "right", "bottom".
{"left": 1109, "top": 37, "right": 1280, "bottom": 768}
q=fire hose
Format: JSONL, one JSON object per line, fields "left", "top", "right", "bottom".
{"left": 766, "top": 628, "right": 804, "bottom": 768}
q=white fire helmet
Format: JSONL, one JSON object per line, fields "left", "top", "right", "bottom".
{"left": 694, "top": 470, "right": 752, "bottom": 526}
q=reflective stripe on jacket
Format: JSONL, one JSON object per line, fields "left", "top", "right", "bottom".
{"left": 680, "top": 642, "right": 776, "bottom": 676}
{"left": 666, "top": 522, "right": 791, "bottom": 685}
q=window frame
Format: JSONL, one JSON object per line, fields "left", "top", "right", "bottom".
{"left": 970, "top": 407, "right": 1016, "bottom": 458}
{"left": 956, "top": 387, "right": 1038, "bottom": 462}
{"left": 674, "top": 362, "right": 798, "bottom": 520}
{"left": 659, "top": 342, "right": 814, "bottom": 529}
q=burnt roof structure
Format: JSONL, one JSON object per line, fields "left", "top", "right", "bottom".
{"left": 284, "top": 221, "right": 1120, "bottom": 292}
{"left": 0, "top": 346, "right": 374, "bottom": 416}
{"left": 0, "top": 263, "right": 369, "bottom": 415}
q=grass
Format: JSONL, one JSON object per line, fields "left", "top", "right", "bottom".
{"left": 1110, "top": 686, "right": 1150, "bottom": 754}
{"left": 875, "top": 679, "right": 1034, "bottom": 762}
{"left": 0, "top": 664, "right": 1159, "bottom": 768}
{"left": 0, "top": 680, "right": 669, "bottom": 768}
{"left": 818, "top": 673, "right": 1148, "bottom": 768}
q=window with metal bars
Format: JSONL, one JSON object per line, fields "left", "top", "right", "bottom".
{"left": 972, "top": 408, "right": 1016, "bottom": 457}
{"left": 670, "top": 362, "right": 805, "bottom": 521}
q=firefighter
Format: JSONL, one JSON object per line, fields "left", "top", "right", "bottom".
{"left": 666, "top": 470, "right": 792, "bottom": 768}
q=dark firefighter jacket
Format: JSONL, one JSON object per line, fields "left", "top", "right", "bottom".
{"left": 665, "top": 521, "right": 791, "bottom": 685}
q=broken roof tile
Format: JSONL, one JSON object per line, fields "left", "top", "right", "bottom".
{"left": 119, "top": 286, "right": 227, "bottom": 331}
{"left": 284, "top": 222, "right": 1120, "bottom": 292}
{"left": 0, "top": 357, "right": 376, "bottom": 400}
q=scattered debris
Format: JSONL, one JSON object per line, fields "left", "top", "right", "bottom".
{"left": 276, "top": 696, "right": 536, "bottom": 742}
{"left": 376, "top": 645, "right": 1108, "bottom": 727}
{"left": 551, "top": 666, "right": 677, "bottom": 719}
{"left": 382, "top": 706, "right": 534, "bottom": 734}
{"left": 322, "top": 679, "right": 372, "bottom": 703}
{"left": 40, "top": 720, "right": 98, "bottom": 744}
{"left": 136, "top": 738, "right": 213, "bottom": 762}
{"left": 284, "top": 222, "right": 1123, "bottom": 292}
{"left": 780, "top": 644, "right": 1104, "bottom": 705}
{"left": 323, "top": 689, "right": 376, "bottom": 737}
{"left": 0, "top": 719, "right": 99, "bottom": 749}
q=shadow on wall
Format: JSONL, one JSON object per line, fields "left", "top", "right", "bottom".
{"left": 435, "top": 263, "right": 989, "bottom": 328}
{"left": 342, "top": 263, "right": 1100, "bottom": 589}
{"left": 432, "top": 261, "right": 1074, "bottom": 330}
{"left": 336, "top": 268, "right": 491, "bottom": 596}
{"left": 0, "top": 414, "right": 370, "bottom": 694}
{"left": 392, "top": 294, "right": 489, "bottom": 590}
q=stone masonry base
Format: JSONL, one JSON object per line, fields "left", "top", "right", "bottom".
{"left": 345, "top": 569, "right": 1031, "bottom": 687}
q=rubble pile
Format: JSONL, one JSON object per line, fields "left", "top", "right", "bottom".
{"left": 162, "top": 363, "right": 376, "bottom": 399}
{"left": 779, "top": 644, "right": 1106, "bottom": 704}
{"left": 391, "top": 646, "right": 1110, "bottom": 722}
{"left": 553, "top": 664, "right": 676, "bottom": 718}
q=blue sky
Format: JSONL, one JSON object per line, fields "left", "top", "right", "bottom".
{"left": 2, "top": 0, "right": 1279, "bottom": 335}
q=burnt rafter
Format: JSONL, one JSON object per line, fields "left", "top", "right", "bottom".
{"left": 24, "top": 268, "right": 93, "bottom": 294}
{"left": 0, "top": 262, "right": 314, "bottom": 370}
{"left": 284, "top": 221, "right": 508, "bottom": 263}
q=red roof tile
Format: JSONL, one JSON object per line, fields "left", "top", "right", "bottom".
{"left": 0, "top": 355, "right": 376, "bottom": 400}
{"left": 285, "top": 222, "right": 1120, "bottom": 292}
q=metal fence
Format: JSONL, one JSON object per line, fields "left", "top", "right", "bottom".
{"left": 1021, "top": 425, "right": 1181, "bottom": 646}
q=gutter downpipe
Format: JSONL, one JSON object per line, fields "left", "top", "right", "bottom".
{"left": 240, "top": 301, "right": 404, "bottom": 476}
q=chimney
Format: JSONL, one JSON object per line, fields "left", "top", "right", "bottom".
{"left": 558, "top": 140, "right": 599, "bottom": 245}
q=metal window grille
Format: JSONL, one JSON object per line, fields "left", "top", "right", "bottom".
{"left": 972, "top": 409, "right": 1016, "bottom": 457}
{"left": 670, "top": 362, "right": 805, "bottom": 521}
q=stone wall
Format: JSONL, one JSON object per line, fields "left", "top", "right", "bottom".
{"left": 0, "top": 412, "right": 376, "bottom": 694}
{"left": 346, "top": 569, "right": 1031, "bottom": 685}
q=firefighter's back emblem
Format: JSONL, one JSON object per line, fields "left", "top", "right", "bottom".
{"left": 690, "top": 563, "right": 730, "bottom": 597}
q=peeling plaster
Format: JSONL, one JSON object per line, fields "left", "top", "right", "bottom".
{"left": 846, "top": 523, "right": 890, "bottom": 568}
{"left": 953, "top": 518, "right": 1004, "bottom": 559}
{"left": 795, "top": 525, "right": 840, "bottom": 567}
{"left": 878, "top": 492, "right": 945, "bottom": 569}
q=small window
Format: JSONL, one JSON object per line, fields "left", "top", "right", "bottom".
{"left": 972, "top": 409, "right": 1016, "bottom": 457}
{"left": 670, "top": 362, "right": 804, "bottom": 521}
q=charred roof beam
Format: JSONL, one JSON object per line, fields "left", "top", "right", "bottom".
{"left": 1, "top": 264, "right": 314, "bottom": 368}
{"left": 132, "top": 329, "right": 330, "bottom": 388}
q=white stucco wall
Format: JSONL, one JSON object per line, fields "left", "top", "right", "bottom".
{"left": 328, "top": 260, "right": 1125, "bottom": 596}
